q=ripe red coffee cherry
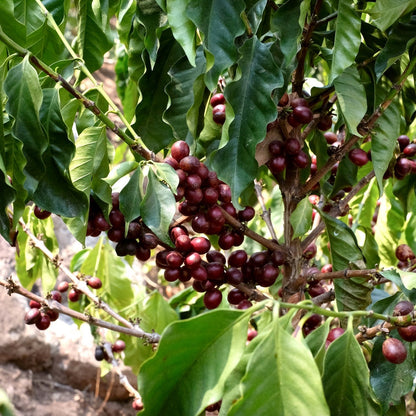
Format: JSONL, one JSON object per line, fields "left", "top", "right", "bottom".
{"left": 397, "top": 135, "right": 410, "bottom": 151}
{"left": 269, "top": 140, "right": 284, "bottom": 156}
{"left": 93, "top": 213, "right": 111, "bottom": 232}
{"left": 210, "top": 93, "right": 225, "bottom": 107}
{"left": 278, "top": 92, "right": 289, "bottom": 106}
{"left": 321, "top": 264, "right": 333, "bottom": 273}
{"left": 34, "top": 205, "right": 51, "bottom": 220}
{"left": 108, "top": 227, "right": 124, "bottom": 243}
{"left": 135, "top": 246, "right": 151, "bottom": 261}
{"left": 166, "top": 251, "right": 184, "bottom": 268}
{"left": 247, "top": 329, "right": 258, "bottom": 341}
{"left": 324, "top": 132, "right": 338, "bottom": 144}
{"left": 112, "top": 339, "right": 126, "bottom": 353}
{"left": 171, "top": 140, "right": 190, "bottom": 162}
{"left": 287, "top": 112, "right": 301, "bottom": 128}
{"left": 293, "top": 150, "right": 309, "bottom": 169}
{"left": 238, "top": 206, "right": 255, "bottom": 222}
{"left": 164, "top": 268, "right": 181, "bottom": 282}
{"left": 218, "top": 184, "right": 232, "bottom": 203}
{"left": 185, "top": 252, "right": 202, "bottom": 269}
{"left": 218, "top": 231, "right": 235, "bottom": 250}
{"left": 228, "top": 250, "right": 248, "bottom": 268}
{"left": 109, "top": 209, "right": 125, "bottom": 228}
{"left": 398, "top": 325, "right": 416, "bottom": 342}
{"left": 140, "top": 233, "right": 159, "bottom": 249}
{"left": 164, "top": 156, "right": 179, "bottom": 169}
{"left": 203, "top": 187, "right": 219, "bottom": 205}
{"left": 206, "top": 262, "right": 225, "bottom": 281}
{"left": 179, "top": 155, "right": 200, "bottom": 173}
{"left": 226, "top": 267, "right": 243, "bottom": 285}
{"left": 256, "top": 264, "right": 279, "bottom": 287}
{"left": 213, "top": 104, "right": 226, "bottom": 125}
{"left": 227, "top": 288, "right": 247, "bottom": 305}
{"left": 325, "top": 327, "right": 345, "bottom": 348}
{"left": 393, "top": 300, "right": 414, "bottom": 316}
{"left": 268, "top": 156, "right": 286, "bottom": 174}
{"left": 403, "top": 143, "right": 416, "bottom": 157}
{"left": 237, "top": 299, "right": 253, "bottom": 309}
{"left": 317, "top": 115, "right": 332, "bottom": 131}
{"left": 57, "top": 281, "right": 69, "bottom": 293}
{"left": 190, "top": 237, "right": 211, "bottom": 254}
{"left": 285, "top": 138, "right": 301, "bottom": 155}
{"left": 204, "top": 289, "right": 223, "bottom": 309}
{"left": 308, "top": 283, "right": 326, "bottom": 298}
{"left": 395, "top": 158, "right": 411, "bottom": 178}
{"left": 348, "top": 148, "right": 369, "bottom": 166}
{"left": 395, "top": 244, "right": 415, "bottom": 262}
{"left": 175, "top": 234, "right": 193, "bottom": 252}
{"left": 292, "top": 105, "right": 313, "bottom": 124}
{"left": 382, "top": 338, "right": 407, "bottom": 364}
{"left": 50, "top": 290, "right": 62, "bottom": 303}
{"left": 87, "top": 277, "right": 103, "bottom": 289}
{"left": 303, "top": 243, "right": 317, "bottom": 259}
{"left": 29, "top": 300, "right": 42, "bottom": 309}
{"left": 206, "top": 250, "right": 226, "bottom": 264}
{"left": 25, "top": 308, "right": 42, "bottom": 325}
{"left": 35, "top": 313, "right": 51, "bottom": 330}
{"left": 46, "top": 309, "right": 59, "bottom": 322}
{"left": 68, "top": 288, "right": 81, "bottom": 302}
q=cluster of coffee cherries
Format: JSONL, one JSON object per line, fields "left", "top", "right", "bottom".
{"left": 210, "top": 92, "right": 226, "bottom": 125}
{"left": 390, "top": 134, "right": 416, "bottom": 179}
{"left": 381, "top": 300, "right": 416, "bottom": 365}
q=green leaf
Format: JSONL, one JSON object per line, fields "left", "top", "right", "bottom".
{"left": 34, "top": 88, "right": 88, "bottom": 217}
{"left": 375, "top": 17, "right": 416, "bottom": 79}
{"left": 138, "top": 309, "right": 250, "bottom": 416}
{"left": 119, "top": 167, "right": 144, "bottom": 223}
{"left": 14, "top": 0, "right": 45, "bottom": 35}
{"left": 290, "top": 197, "right": 312, "bottom": 239}
{"left": 330, "top": 0, "right": 361, "bottom": 83}
{"left": 0, "top": 388, "right": 15, "bottom": 416}
{"left": 166, "top": 0, "right": 196, "bottom": 65}
{"left": 368, "top": 0, "right": 416, "bottom": 31}
{"left": 186, "top": 0, "right": 246, "bottom": 90}
{"left": 103, "top": 161, "right": 139, "bottom": 187}
{"left": 321, "top": 211, "right": 372, "bottom": 312}
{"left": 228, "top": 316, "right": 330, "bottom": 416}
{"left": 4, "top": 55, "right": 47, "bottom": 195}
{"left": 140, "top": 167, "right": 176, "bottom": 246}
{"left": 374, "top": 182, "right": 404, "bottom": 267}
{"left": 0, "top": 1, "right": 26, "bottom": 45}
{"left": 371, "top": 101, "right": 400, "bottom": 193}
{"left": 133, "top": 30, "right": 182, "bottom": 152}
{"left": 369, "top": 333, "right": 416, "bottom": 413}
{"left": 164, "top": 49, "right": 206, "bottom": 140}
{"left": 322, "top": 325, "right": 370, "bottom": 416}
{"left": 210, "top": 37, "right": 282, "bottom": 204}
{"left": 270, "top": 0, "right": 303, "bottom": 67}
{"left": 75, "top": 0, "right": 113, "bottom": 72}
{"left": 334, "top": 65, "right": 367, "bottom": 136}
{"left": 80, "top": 239, "right": 134, "bottom": 310}
{"left": 151, "top": 162, "right": 179, "bottom": 192}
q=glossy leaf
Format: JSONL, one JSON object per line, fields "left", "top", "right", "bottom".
{"left": 371, "top": 101, "right": 400, "bottom": 192}
{"left": 322, "top": 325, "right": 370, "bottom": 416}
{"left": 369, "top": 0, "right": 416, "bottom": 31}
{"left": 330, "top": 0, "right": 361, "bottom": 83}
{"left": 186, "top": 0, "right": 246, "bottom": 90}
{"left": 228, "top": 316, "right": 330, "bottom": 415}
{"left": 290, "top": 197, "right": 312, "bottom": 239}
{"left": 166, "top": 0, "right": 196, "bottom": 65}
{"left": 138, "top": 309, "right": 250, "bottom": 415}
{"left": 210, "top": 37, "right": 282, "bottom": 204}
{"left": 140, "top": 167, "right": 176, "bottom": 246}
{"left": 321, "top": 211, "right": 372, "bottom": 312}
{"left": 334, "top": 65, "right": 367, "bottom": 136}
{"left": 119, "top": 167, "right": 143, "bottom": 223}
{"left": 4, "top": 55, "right": 47, "bottom": 196}
{"left": 133, "top": 31, "right": 182, "bottom": 152}
{"left": 0, "top": 1, "right": 26, "bottom": 45}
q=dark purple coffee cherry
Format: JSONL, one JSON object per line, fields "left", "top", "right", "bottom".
{"left": 382, "top": 338, "right": 407, "bottom": 364}
{"left": 325, "top": 327, "right": 345, "bottom": 348}
{"left": 397, "top": 135, "right": 410, "bottom": 151}
{"left": 210, "top": 93, "right": 225, "bottom": 107}
{"left": 393, "top": 300, "right": 414, "bottom": 316}
{"left": 25, "top": 308, "right": 42, "bottom": 325}
{"left": 212, "top": 104, "right": 226, "bottom": 125}
{"left": 285, "top": 138, "right": 301, "bottom": 155}
{"left": 204, "top": 289, "right": 223, "bottom": 309}
{"left": 94, "top": 345, "right": 107, "bottom": 361}
{"left": 349, "top": 148, "right": 369, "bottom": 166}
{"left": 35, "top": 313, "right": 51, "bottom": 330}
{"left": 34, "top": 206, "right": 51, "bottom": 220}
{"left": 292, "top": 105, "right": 313, "bottom": 124}
{"left": 324, "top": 132, "right": 338, "bottom": 144}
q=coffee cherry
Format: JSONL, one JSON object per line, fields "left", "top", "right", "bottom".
{"left": 395, "top": 158, "right": 411, "bottom": 178}
{"left": 308, "top": 283, "right": 326, "bottom": 298}
{"left": 57, "top": 281, "right": 69, "bottom": 293}
{"left": 135, "top": 246, "right": 151, "bottom": 261}
{"left": 395, "top": 244, "right": 415, "bottom": 262}
{"left": 25, "top": 308, "right": 42, "bottom": 325}
{"left": 116, "top": 239, "right": 138, "bottom": 257}
{"left": 126, "top": 222, "right": 142, "bottom": 239}
{"left": 237, "top": 299, "right": 253, "bottom": 309}
{"left": 34, "top": 206, "right": 51, "bottom": 220}
{"left": 398, "top": 325, "right": 416, "bottom": 342}
{"left": 29, "top": 300, "right": 42, "bottom": 309}
{"left": 112, "top": 339, "right": 126, "bottom": 353}
{"left": 164, "top": 156, "right": 179, "bottom": 169}
{"left": 93, "top": 213, "right": 111, "bottom": 232}
{"left": 107, "top": 227, "right": 124, "bottom": 243}
{"left": 68, "top": 288, "right": 81, "bottom": 302}
{"left": 302, "top": 314, "right": 322, "bottom": 336}
{"left": 218, "top": 231, "right": 235, "bottom": 250}
{"left": 94, "top": 345, "right": 107, "bottom": 361}
{"left": 228, "top": 250, "right": 248, "bottom": 268}
{"left": 186, "top": 173, "right": 202, "bottom": 190}
{"left": 191, "top": 265, "right": 208, "bottom": 281}
{"left": 212, "top": 104, "right": 226, "bottom": 125}
{"left": 210, "top": 93, "right": 225, "bottom": 107}
{"left": 203, "top": 187, "right": 219, "bottom": 205}
{"left": 317, "top": 115, "right": 332, "bottom": 131}
{"left": 256, "top": 263, "right": 279, "bottom": 287}
{"left": 226, "top": 267, "right": 244, "bottom": 285}
{"left": 303, "top": 243, "right": 317, "bottom": 260}
{"left": 191, "top": 214, "right": 210, "bottom": 234}
{"left": 403, "top": 143, "right": 416, "bottom": 157}
{"left": 325, "top": 327, "right": 345, "bottom": 348}
{"left": 109, "top": 209, "right": 125, "bottom": 228}
{"left": 206, "top": 262, "right": 225, "bottom": 281}
{"left": 268, "top": 140, "right": 284, "bottom": 156}
{"left": 270, "top": 250, "right": 286, "bottom": 266}
{"left": 218, "top": 184, "right": 232, "bottom": 203}
{"left": 324, "top": 132, "right": 338, "bottom": 144}
{"left": 291, "top": 97, "right": 308, "bottom": 108}
{"left": 171, "top": 140, "right": 190, "bottom": 162}
{"left": 247, "top": 329, "right": 258, "bottom": 342}
{"left": 397, "top": 135, "right": 410, "bottom": 151}
{"left": 179, "top": 155, "right": 200, "bottom": 173}
{"left": 293, "top": 150, "right": 309, "bottom": 169}
{"left": 166, "top": 251, "right": 184, "bottom": 268}
{"left": 285, "top": 138, "right": 301, "bottom": 155}
{"left": 190, "top": 237, "right": 211, "bottom": 254}
{"left": 132, "top": 398, "right": 144, "bottom": 411}
{"left": 349, "top": 148, "right": 369, "bottom": 166}
{"left": 35, "top": 313, "right": 51, "bottom": 330}
{"left": 46, "top": 309, "right": 59, "bottom": 322}
{"left": 184, "top": 252, "right": 202, "bottom": 269}
{"left": 382, "top": 338, "right": 407, "bottom": 364}
{"left": 238, "top": 206, "right": 255, "bottom": 222}
{"left": 87, "top": 277, "right": 103, "bottom": 289}
{"left": 293, "top": 105, "right": 313, "bottom": 124}
{"left": 164, "top": 268, "right": 181, "bottom": 282}
{"left": 206, "top": 251, "right": 226, "bottom": 264}
{"left": 268, "top": 156, "right": 286, "bottom": 174}
{"left": 227, "top": 288, "right": 247, "bottom": 305}
{"left": 204, "top": 289, "right": 223, "bottom": 309}
{"left": 393, "top": 300, "right": 414, "bottom": 316}
{"left": 321, "top": 264, "right": 333, "bottom": 273}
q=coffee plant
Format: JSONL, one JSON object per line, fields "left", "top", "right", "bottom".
{"left": 2, "top": 0, "right": 416, "bottom": 415}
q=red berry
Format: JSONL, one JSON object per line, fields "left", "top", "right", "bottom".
{"left": 190, "top": 237, "right": 211, "bottom": 254}
{"left": 135, "top": 245, "right": 151, "bottom": 261}
{"left": 34, "top": 205, "right": 51, "bottom": 220}
{"left": 171, "top": 140, "right": 190, "bottom": 162}
{"left": 227, "top": 288, "right": 247, "bottom": 305}
{"left": 166, "top": 251, "right": 184, "bottom": 268}
{"left": 112, "top": 339, "right": 126, "bottom": 353}
{"left": 317, "top": 115, "right": 332, "bottom": 131}
{"left": 57, "top": 281, "right": 69, "bottom": 293}
{"left": 212, "top": 104, "right": 226, "bottom": 125}
{"left": 179, "top": 155, "right": 200, "bottom": 173}
{"left": 285, "top": 138, "right": 301, "bottom": 155}
{"left": 50, "top": 290, "right": 62, "bottom": 303}
{"left": 325, "top": 327, "right": 345, "bottom": 348}
{"left": 87, "top": 277, "right": 103, "bottom": 289}
{"left": 226, "top": 267, "right": 244, "bottom": 285}
{"left": 68, "top": 288, "right": 81, "bottom": 302}
{"left": 35, "top": 313, "right": 51, "bottom": 330}
{"left": 303, "top": 243, "right": 317, "bottom": 260}
{"left": 210, "top": 93, "right": 225, "bottom": 107}
{"left": 395, "top": 244, "right": 415, "bottom": 262}
{"left": 29, "top": 300, "right": 42, "bottom": 309}
{"left": 269, "top": 140, "right": 284, "bottom": 156}
{"left": 268, "top": 156, "right": 286, "bottom": 174}
{"left": 382, "top": 338, "right": 407, "bottom": 364}
{"left": 228, "top": 250, "right": 248, "bottom": 268}
{"left": 393, "top": 300, "right": 414, "bottom": 316}
{"left": 348, "top": 148, "right": 369, "bottom": 166}
{"left": 395, "top": 158, "right": 411, "bottom": 178}
{"left": 247, "top": 329, "right": 258, "bottom": 341}
{"left": 293, "top": 105, "right": 313, "bottom": 124}
{"left": 184, "top": 252, "right": 202, "bottom": 269}
{"left": 237, "top": 299, "right": 253, "bottom": 309}
{"left": 238, "top": 206, "right": 255, "bottom": 222}
{"left": 205, "top": 262, "right": 225, "bottom": 281}
{"left": 204, "top": 289, "right": 223, "bottom": 309}
{"left": 132, "top": 398, "right": 144, "bottom": 411}
{"left": 109, "top": 209, "right": 125, "bottom": 228}
{"left": 25, "top": 308, "right": 42, "bottom": 325}
{"left": 324, "top": 132, "right": 338, "bottom": 144}
{"left": 397, "top": 135, "right": 410, "bottom": 151}
{"left": 293, "top": 150, "right": 309, "bottom": 169}
{"left": 398, "top": 325, "right": 416, "bottom": 342}
{"left": 164, "top": 268, "right": 181, "bottom": 282}
{"left": 403, "top": 143, "right": 416, "bottom": 157}
{"left": 291, "top": 97, "right": 308, "bottom": 108}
